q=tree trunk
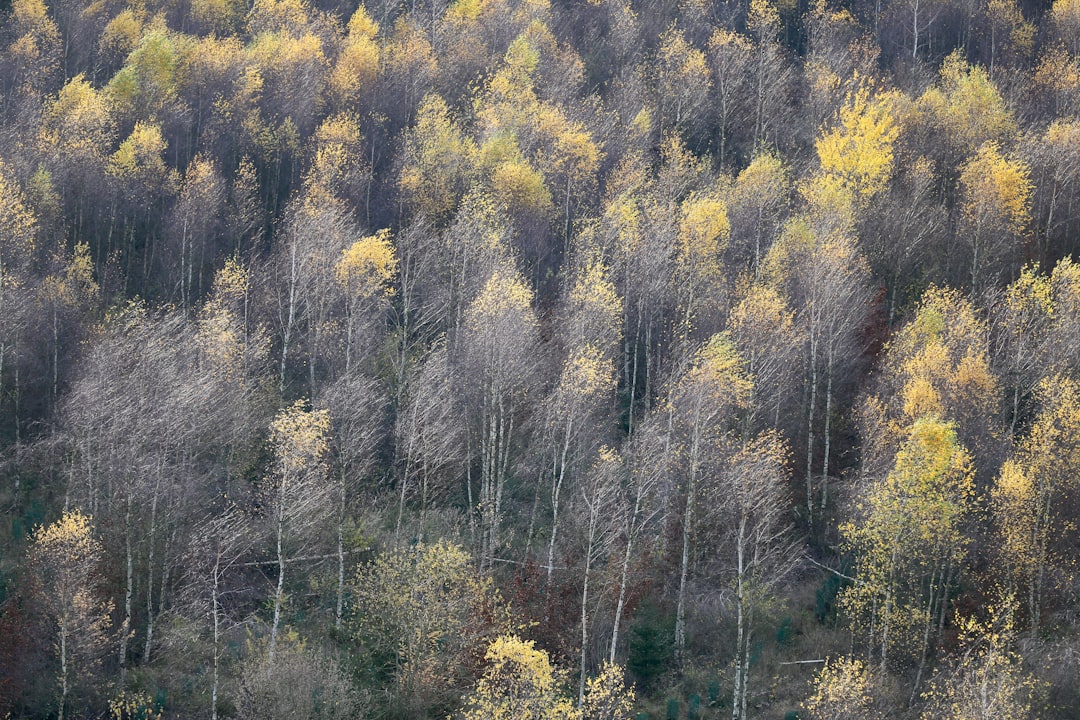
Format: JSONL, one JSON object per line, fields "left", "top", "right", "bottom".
{"left": 269, "top": 505, "right": 286, "bottom": 662}
{"left": 820, "top": 350, "right": 834, "bottom": 511}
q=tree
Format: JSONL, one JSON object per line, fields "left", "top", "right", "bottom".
{"left": 707, "top": 431, "right": 796, "bottom": 720}
{"left": 957, "top": 142, "right": 1033, "bottom": 292}
{"left": 666, "top": 334, "right": 752, "bottom": 662}
{"left": 816, "top": 83, "right": 902, "bottom": 201}
{"left": 262, "top": 400, "right": 332, "bottom": 661}
{"left": 237, "top": 644, "right": 360, "bottom": 720}
{"left": 607, "top": 414, "right": 666, "bottom": 665}
{"left": 327, "top": 6, "right": 380, "bottom": 113}
{"left": 990, "top": 266, "right": 1054, "bottom": 436}
{"left": 674, "top": 191, "right": 729, "bottom": 338}
{"left": 1025, "top": 120, "right": 1080, "bottom": 264}
{"left": 353, "top": 541, "right": 507, "bottom": 716}
{"left": 458, "top": 635, "right": 579, "bottom": 720}
{"left": 458, "top": 265, "right": 539, "bottom": 570}
{"left": 3, "top": 0, "right": 62, "bottom": 100}
{"left": 763, "top": 213, "right": 872, "bottom": 516}
{"left": 575, "top": 448, "right": 624, "bottom": 706}
{"left": 917, "top": 52, "right": 1016, "bottom": 159}
{"left": 804, "top": 657, "right": 881, "bottom": 720}
{"left": 919, "top": 601, "right": 1038, "bottom": 720}
{"left": 862, "top": 285, "right": 1000, "bottom": 482}
{"left": 727, "top": 284, "right": 801, "bottom": 433}
{"left": 653, "top": 25, "right": 711, "bottom": 145}
{"left": 399, "top": 94, "right": 477, "bottom": 222}
{"left": 26, "top": 510, "right": 113, "bottom": 720}
{"left": 178, "top": 508, "right": 254, "bottom": 720}
{"left": 726, "top": 151, "right": 790, "bottom": 275}
{"left": 992, "top": 376, "right": 1080, "bottom": 633}
{"left": 1050, "top": 0, "right": 1080, "bottom": 56}
{"left": 746, "top": 0, "right": 797, "bottom": 150}
{"left": 394, "top": 345, "right": 465, "bottom": 543}
{"left": 335, "top": 228, "right": 397, "bottom": 376}
{"left": 0, "top": 159, "right": 40, "bottom": 442}
{"left": 707, "top": 28, "right": 755, "bottom": 167}
{"left": 165, "top": 154, "right": 226, "bottom": 308}
{"left": 542, "top": 257, "right": 621, "bottom": 584}
{"left": 581, "top": 662, "right": 635, "bottom": 720}
{"left": 840, "top": 417, "right": 974, "bottom": 691}
{"left": 318, "top": 371, "right": 387, "bottom": 629}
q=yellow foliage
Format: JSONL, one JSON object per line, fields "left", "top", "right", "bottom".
{"left": 100, "top": 9, "right": 144, "bottom": 60}
{"left": 603, "top": 193, "right": 643, "bottom": 256}
{"left": 108, "top": 121, "right": 170, "bottom": 182}
{"left": 815, "top": 84, "right": 901, "bottom": 199}
{"left": 919, "top": 600, "right": 1038, "bottom": 720}
{"left": 678, "top": 193, "right": 730, "bottom": 269}
{"left": 992, "top": 375, "right": 1080, "bottom": 628}
{"left": 399, "top": 95, "right": 477, "bottom": 219}
{"left": 347, "top": 4, "right": 379, "bottom": 37}
{"left": 247, "top": 0, "right": 312, "bottom": 35}
{"left": 354, "top": 541, "right": 509, "bottom": 708}
{"left": 959, "top": 142, "right": 1032, "bottom": 237}
{"left": 460, "top": 635, "right": 581, "bottom": 720}
{"left": 1051, "top": 0, "right": 1080, "bottom": 50}
{"left": 336, "top": 229, "right": 397, "bottom": 297}
{"left": 109, "top": 691, "right": 162, "bottom": 720}
{"left": 733, "top": 151, "right": 789, "bottom": 208}
{"left": 682, "top": 333, "right": 753, "bottom": 406}
{"left": 799, "top": 172, "right": 856, "bottom": 238}
{"left": 467, "top": 266, "right": 536, "bottom": 331}
{"left": 918, "top": 51, "right": 1016, "bottom": 153}
{"left": 191, "top": 0, "right": 246, "bottom": 32}
{"left": 0, "top": 160, "right": 39, "bottom": 262}
{"left": 32, "top": 509, "right": 100, "bottom": 564}
{"left": 560, "top": 345, "right": 616, "bottom": 400}
{"left": 1034, "top": 47, "right": 1080, "bottom": 111}
{"left": 12, "top": 0, "right": 48, "bottom": 27}
{"left": 581, "top": 662, "right": 635, "bottom": 720}
{"left": 748, "top": 0, "right": 781, "bottom": 36}
{"left": 568, "top": 257, "right": 622, "bottom": 340}
{"left": 884, "top": 285, "right": 1000, "bottom": 428}
{"left": 490, "top": 158, "right": 554, "bottom": 217}
{"left": 804, "top": 657, "right": 877, "bottom": 720}
{"left": 43, "top": 242, "right": 98, "bottom": 307}
{"left": 329, "top": 34, "right": 379, "bottom": 108}
{"left": 42, "top": 74, "right": 114, "bottom": 157}
{"left": 840, "top": 417, "right": 974, "bottom": 666}
{"left": 269, "top": 400, "right": 331, "bottom": 475}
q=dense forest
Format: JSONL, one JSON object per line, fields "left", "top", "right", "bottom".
{"left": 2, "top": 0, "right": 1080, "bottom": 715}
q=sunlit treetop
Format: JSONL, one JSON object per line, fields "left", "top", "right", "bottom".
{"left": 399, "top": 94, "right": 478, "bottom": 219}
{"left": 568, "top": 257, "right": 622, "bottom": 331}
{"left": 42, "top": 242, "right": 98, "bottom": 307}
{"left": 269, "top": 400, "right": 332, "bottom": 473}
{"left": 816, "top": 82, "right": 903, "bottom": 200}
{"left": 459, "top": 635, "right": 578, "bottom": 720}
{"left": 108, "top": 121, "right": 176, "bottom": 192}
{"left": 679, "top": 332, "right": 753, "bottom": 406}
{"left": 677, "top": 192, "right": 730, "bottom": 271}
{"left": 748, "top": 0, "right": 781, "bottom": 38}
{"left": 247, "top": 0, "right": 312, "bottom": 36}
{"left": 918, "top": 51, "right": 1016, "bottom": 154}
{"left": 31, "top": 509, "right": 101, "bottom": 566}
{"left": 347, "top": 4, "right": 379, "bottom": 37}
{"left": 336, "top": 229, "right": 398, "bottom": 298}
{"left": 466, "top": 265, "right": 537, "bottom": 332}
{"left": 0, "top": 159, "right": 39, "bottom": 263}
{"left": 958, "top": 141, "right": 1033, "bottom": 237}
{"left": 560, "top": 345, "right": 616, "bottom": 401}
{"left": 41, "top": 74, "right": 115, "bottom": 157}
